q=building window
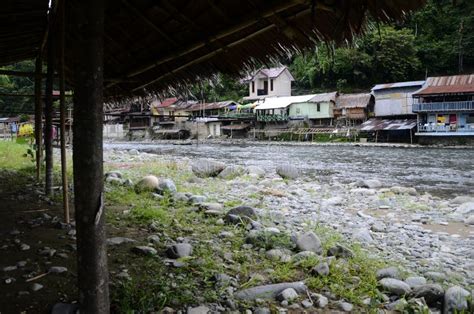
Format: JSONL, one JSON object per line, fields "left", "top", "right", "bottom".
{"left": 467, "top": 114, "right": 474, "bottom": 124}
{"left": 270, "top": 79, "right": 274, "bottom": 91}
{"left": 252, "top": 81, "right": 255, "bottom": 93}
{"left": 317, "top": 103, "right": 320, "bottom": 112}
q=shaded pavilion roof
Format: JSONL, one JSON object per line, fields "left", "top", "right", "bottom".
{"left": 1, "top": 0, "right": 426, "bottom": 98}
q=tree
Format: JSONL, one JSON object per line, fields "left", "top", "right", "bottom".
{"left": 361, "top": 25, "right": 421, "bottom": 83}
{"left": 407, "top": 0, "right": 474, "bottom": 75}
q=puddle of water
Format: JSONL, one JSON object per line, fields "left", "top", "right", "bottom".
{"left": 421, "top": 222, "right": 473, "bottom": 238}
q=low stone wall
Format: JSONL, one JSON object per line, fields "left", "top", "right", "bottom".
{"left": 418, "top": 135, "right": 474, "bottom": 146}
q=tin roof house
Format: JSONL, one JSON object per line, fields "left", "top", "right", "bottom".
{"left": 243, "top": 66, "right": 294, "bottom": 101}
{"left": 412, "top": 74, "right": 474, "bottom": 144}
{"left": 359, "top": 80, "right": 425, "bottom": 143}
{"left": 372, "top": 80, "right": 425, "bottom": 118}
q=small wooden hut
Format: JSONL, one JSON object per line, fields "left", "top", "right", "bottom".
{"left": 335, "top": 93, "right": 375, "bottom": 126}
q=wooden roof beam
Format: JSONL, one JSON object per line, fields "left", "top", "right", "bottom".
{"left": 120, "top": 1, "right": 306, "bottom": 80}
{"left": 0, "top": 69, "right": 49, "bottom": 77}
{"left": 121, "top": 0, "right": 178, "bottom": 48}
{"left": 130, "top": 7, "right": 311, "bottom": 92}
{"left": 245, "top": 0, "right": 309, "bottom": 43}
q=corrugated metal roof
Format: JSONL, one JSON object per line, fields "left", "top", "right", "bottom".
{"left": 156, "top": 97, "right": 178, "bottom": 108}
{"left": 187, "top": 100, "right": 238, "bottom": 111}
{"left": 255, "top": 93, "right": 337, "bottom": 110}
{"left": 359, "top": 118, "right": 417, "bottom": 131}
{"left": 413, "top": 74, "right": 474, "bottom": 96}
{"left": 372, "top": 80, "right": 425, "bottom": 91}
{"left": 336, "top": 93, "right": 373, "bottom": 108}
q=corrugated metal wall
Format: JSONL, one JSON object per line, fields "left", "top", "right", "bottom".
{"left": 374, "top": 87, "right": 420, "bottom": 116}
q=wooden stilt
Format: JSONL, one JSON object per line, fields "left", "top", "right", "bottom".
{"left": 58, "top": 0, "right": 69, "bottom": 223}
{"left": 72, "top": 0, "right": 109, "bottom": 311}
{"left": 44, "top": 30, "right": 55, "bottom": 196}
{"left": 34, "top": 56, "right": 43, "bottom": 181}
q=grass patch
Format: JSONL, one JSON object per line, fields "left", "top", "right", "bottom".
{"left": 0, "top": 141, "right": 36, "bottom": 172}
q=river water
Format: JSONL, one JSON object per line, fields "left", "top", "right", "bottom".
{"left": 104, "top": 142, "right": 474, "bottom": 198}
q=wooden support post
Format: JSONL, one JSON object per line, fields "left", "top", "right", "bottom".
{"left": 44, "top": 30, "right": 55, "bottom": 196}
{"left": 72, "top": 0, "right": 109, "bottom": 312}
{"left": 58, "top": 0, "right": 69, "bottom": 223}
{"left": 34, "top": 56, "right": 43, "bottom": 181}
{"left": 410, "top": 129, "right": 413, "bottom": 145}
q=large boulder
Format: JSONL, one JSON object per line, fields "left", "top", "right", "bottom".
{"left": 135, "top": 175, "right": 160, "bottom": 193}
{"left": 247, "top": 166, "right": 266, "bottom": 178}
{"left": 444, "top": 286, "right": 470, "bottom": 314}
{"left": 404, "top": 276, "right": 427, "bottom": 288}
{"left": 276, "top": 165, "right": 300, "bottom": 180}
{"left": 379, "top": 278, "right": 411, "bottom": 296}
{"left": 353, "top": 228, "right": 373, "bottom": 244}
{"left": 358, "top": 179, "right": 382, "bottom": 189}
{"left": 276, "top": 288, "right": 299, "bottom": 302}
{"left": 376, "top": 267, "right": 399, "bottom": 280}
{"left": 157, "top": 178, "right": 177, "bottom": 194}
{"left": 295, "top": 232, "right": 322, "bottom": 254}
{"left": 218, "top": 165, "right": 246, "bottom": 179}
{"left": 166, "top": 243, "right": 193, "bottom": 259}
{"left": 235, "top": 282, "right": 307, "bottom": 300}
{"left": 191, "top": 160, "right": 226, "bottom": 177}
{"left": 410, "top": 284, "right": 444, "bottom": 306}
{"left": 225, "top": 206, "right": 257, "bottom": 224}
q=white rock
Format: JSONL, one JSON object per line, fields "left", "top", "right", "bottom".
{"left": 277, "top": 288, "right": 299, "bottom": 302}
{"left": 134, "top": 175, "right": 159, "bottom": 193}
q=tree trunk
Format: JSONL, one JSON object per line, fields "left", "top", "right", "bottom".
{"left": 44, "top": 32, "right": 55, "bottom": 196}
{"left": 71, "top": 0, "right": 109, "bottom": 312}
{"left": 34, "top": 56, "right": 43, "bottom": 181}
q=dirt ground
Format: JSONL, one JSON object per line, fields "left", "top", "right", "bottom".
{"left": 0, "top": 170, "right": 78, "bottom": 314}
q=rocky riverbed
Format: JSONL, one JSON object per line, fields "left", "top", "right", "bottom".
{"left": 102, "top": 144, "right": 474, "bottom": 313}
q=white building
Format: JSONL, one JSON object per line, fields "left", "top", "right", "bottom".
{"left": 243, "top": 66, "right": 294, "bottom": 101}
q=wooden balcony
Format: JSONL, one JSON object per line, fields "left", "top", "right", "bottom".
{"left": 417, "top": 124, "right": 474, "bottom": 133}
{"left": 257, "top": 113, "right": 288, "bottom": 122}
{"left": 413, "top": 101, "right": 474, "bottom": 112}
